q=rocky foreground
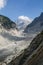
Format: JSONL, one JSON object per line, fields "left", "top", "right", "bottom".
{"left": 8, "top": 31, "right": 43, "bottom": 65}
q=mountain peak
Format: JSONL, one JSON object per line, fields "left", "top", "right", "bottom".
{"left": 40, "top": 12, "right": 43, "bottom": 17}
{"left": 24, "top": 12, "right": 43, "bottom": 33}
{"left": 0, "top": 15, "right": 17, "bottom": 30}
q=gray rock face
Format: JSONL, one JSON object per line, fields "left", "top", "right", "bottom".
{"left": 24, "top": 13, "right": 43, "bottom": 33}
{"left": 0, "top": 15, "right": 17, "bottom": 30}
{"left": 8, "top": 31, "right": 43, "bottom": 65}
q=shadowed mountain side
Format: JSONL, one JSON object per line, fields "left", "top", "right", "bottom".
{"left": 8, "top": 31, "right": 43, "bottom": 65}
{"left": 24, "top": 12, "right": 43, "bottom": 33}
{"left": 0, "top": 15, "right": 17, "bottom": 30}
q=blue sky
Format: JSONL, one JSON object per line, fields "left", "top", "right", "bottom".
{"left": 0, "top": 0, "right": 43, "bottom": 21}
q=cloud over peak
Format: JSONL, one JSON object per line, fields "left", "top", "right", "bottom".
{"left": 17, "top": 15, "right": 32, "bottom": 30}
{"left": 18, "top": 16, "right": 31, "bottom": 21}
{"left": 18, "top": 16, "right": 32, "bottom": 25}
{"left": 0, "top": 0, "right": 7, "bottom": 9}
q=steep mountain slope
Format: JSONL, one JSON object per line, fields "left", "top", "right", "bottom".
{"left": 0, "top": 15, "right": 20, "bottom": 63}
{"left": 8, "top": 31, "right": 43, "bottom": 65}
{"left": 24, "top": 12, "right": 43, "bottom": 33}
{"left": 0, "top": 15, "right": 17, "bottom": 30}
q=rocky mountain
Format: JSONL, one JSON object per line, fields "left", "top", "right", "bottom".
{"left": 0, "top": 14, "right": 43, "bottom": 65}
{"left": 8, "top": 31, "right": 43, "bottom": 65}
{"left": 0, "top": 15, "right": 34, "bottom": 65}
{"left": 0, "top": 15, "right": 22, "bottom": 64}
{"left": 24, "top": 12, "right": 43, "bottom": 33}
{"left": 0, "top": 15, "right": 17, "bottom": 30}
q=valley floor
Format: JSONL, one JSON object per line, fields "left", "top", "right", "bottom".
{"left": 0, "top": 29, "right": 36, "bottom": 65}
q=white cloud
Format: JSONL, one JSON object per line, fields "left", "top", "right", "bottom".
{"left": 18, "top": 16, "right": 32, "bottom": 25}
{"left": 0, "top": 0, "right": 7, "bottom": 9}
{"left": 17, "top": 16, "right": 32, "bottom": 30}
